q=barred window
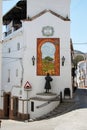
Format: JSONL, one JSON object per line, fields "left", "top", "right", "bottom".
{"left": 8, "top": 69, "right": 10, "bottom": 82}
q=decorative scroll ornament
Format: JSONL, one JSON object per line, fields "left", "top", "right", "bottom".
{"left": 42, "top": 26, "right": 54, "bottom": 37}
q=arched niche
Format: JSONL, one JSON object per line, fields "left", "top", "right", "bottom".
{"left": 37, "top": 38, "right": 60, "bottom": 76}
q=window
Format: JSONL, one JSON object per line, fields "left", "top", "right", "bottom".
{"left": 16, "top": 69, "right": 18, "bottom": 77}
{"left": 31, "top": 102, "right": 34, "bottom": 112}
{"left": 17, "top": 43, "right": 20, "bottom": 50}
{"left": 8, "top": 69, "right": 10, "bottom": 82}
{"left": 8, "top": 48, "right": 11, "bottom": 53}
{"left": 13, "top": 97, "right": 18, "bottom": 116}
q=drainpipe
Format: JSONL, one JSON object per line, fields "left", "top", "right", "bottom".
{"left": 19, "top": 58, "right": 24, "bottom": 86}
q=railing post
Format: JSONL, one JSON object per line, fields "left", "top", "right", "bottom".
{"left": 0, "top": 120, "right": 2, "bottom": 128}
{"left": 60, "top": 91, "right": 62, "bottom": 103}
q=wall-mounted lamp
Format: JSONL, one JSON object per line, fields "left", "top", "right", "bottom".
{"left": 62, "top": 56, "right": 65, "bottom": 66}
{"left": 32, "top": 56, "right": 35, "bottom": 66}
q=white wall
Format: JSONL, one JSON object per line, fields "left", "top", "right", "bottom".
{"left": 22, "top": 12, "right": 72, "bottom": 98}
{"left": 0, "top": 0, "right": 2, "bottom": 108}
{"left": 2, "top": 29, "right": 24, "bottom": 94}
{"left": 1, "top": 0, "right": 72, "bottom": 118}
{"left": 27, "top": 0, "right": 71, "bottom": 18}
{"left": 0, "top": 0, "right": 2, "bottom": 40}
{"left": 29, "top": 100, "right": 60, "bottom": 119}
{"left": 2, "top": 13, "right": 72, "bottom": 114}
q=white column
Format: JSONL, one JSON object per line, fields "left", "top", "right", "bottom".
{"left": 0, "top": 0, "right": 2, "bottom": 104}
{"left": 0, "top": 0, "right": 2, "bottom": 40}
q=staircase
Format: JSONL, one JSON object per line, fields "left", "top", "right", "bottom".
{"left": 29, "top": 89, "right": 87, "bottom": 121}
{"left": 34, "top": 99, "right": 79, "bottom": 121}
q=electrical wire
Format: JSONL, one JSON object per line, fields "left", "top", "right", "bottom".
{"left": 73, "top": 42, "right": 87, "bottom": 45}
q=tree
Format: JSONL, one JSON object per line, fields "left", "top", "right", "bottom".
{"left": 73, "top": 55, "right": 84, "bottom": 68}
{"left": 44, "top": 56, "right": 53, "bottom": 61}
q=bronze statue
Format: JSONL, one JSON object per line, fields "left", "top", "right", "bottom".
{"left": 44, "top": 73, "right": 53, "bottom": 93}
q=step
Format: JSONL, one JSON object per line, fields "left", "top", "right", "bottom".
{"left": 34, "top": 100, "right": 78, "bottom": 121}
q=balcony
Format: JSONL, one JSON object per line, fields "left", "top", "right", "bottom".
{"left": 3, "top": 0, "right": 26, "bottom": 37}
{"left": 3, "top": 23, "right": 22, "bottom": 38}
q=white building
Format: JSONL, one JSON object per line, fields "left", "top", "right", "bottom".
{"left": 0, "top": 0, "right": 72, "bottom": 120}
{"left": 76, "top": 60, "right": 87, "bottom": 88}
{"left": 0, "top": 0, "right": 2, "bottom": 117}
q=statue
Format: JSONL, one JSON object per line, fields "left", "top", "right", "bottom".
{"left": 44, "top": 73, "right": 53, "bottom": 93}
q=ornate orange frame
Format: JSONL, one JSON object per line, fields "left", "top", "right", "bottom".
{"left": 37, "top": 38, "right": 60, "bottom": 76}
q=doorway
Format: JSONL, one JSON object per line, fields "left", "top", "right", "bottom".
{"left": 13, "top": 97, "right": 18, "bottom": 117}
{"left": 4, "top": 93, "right": 11, "bottom": 118}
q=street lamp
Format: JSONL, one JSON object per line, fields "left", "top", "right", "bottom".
{"left": 62, "top": 56, "right": 65, "bottom": 66}
{"left": 32, "top": 56, "right": 35, "bottom": 66}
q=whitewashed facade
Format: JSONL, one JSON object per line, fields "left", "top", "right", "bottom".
{"left": 0, "top": 0, "right": 72, "bottom": 120}
{"left": 0, "top": 0, "right": 2, "bottom": 111}
{"left": 76, "top": 61, "right": 87, "bottom": 88}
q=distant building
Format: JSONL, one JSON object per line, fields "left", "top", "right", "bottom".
{"left": 0, "top": 0, "right": 72, "bottom": 120}
{"left": 76, "top": 60, "right": 87, "bottom": 88}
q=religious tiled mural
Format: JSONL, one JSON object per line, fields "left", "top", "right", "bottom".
{"left": 37, "top": 38, "right": 60, "bottom": 76}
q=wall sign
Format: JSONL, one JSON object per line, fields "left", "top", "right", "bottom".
{"left": 42, "top": 26, "right": 54, "bottom": 37}
{"left": 24, "top": 81, "right": 32, "bottom": 91}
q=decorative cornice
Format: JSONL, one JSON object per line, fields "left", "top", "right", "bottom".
{"left": 24, "top": 9, "right": 70, "bottom": 22}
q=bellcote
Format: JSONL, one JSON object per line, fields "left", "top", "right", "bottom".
{"left": 27, "top": 0, "right": 71, "bottom": 19}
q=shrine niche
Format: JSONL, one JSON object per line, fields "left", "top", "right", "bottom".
{"left": 37, "top": 38, "right": 60, "bottom": 76}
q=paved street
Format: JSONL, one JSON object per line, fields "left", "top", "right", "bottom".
{"left": 1, "top": 88, "right": 87, "bottom": 130}
{"left": 1, "top": 109, "right": 87, "bottom": 130}
{"left": 74, "top": 88, "right": 87, "bottom": 108}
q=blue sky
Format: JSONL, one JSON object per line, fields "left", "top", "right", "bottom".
{"left": 3, "top": 0, "right": 87, "bottom": 53}
{"left": 70, "top": 0, "right": 87, "bottom": 53}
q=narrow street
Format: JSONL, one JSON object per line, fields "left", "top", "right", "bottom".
{"left": 74, "top": 88, "right": 87, "bottom": 108}
{"left": 1, "top": 88, "right": 87, "bottom": 130}
{"left": 35, "top": 88, "right": 87, "bottom": 120}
